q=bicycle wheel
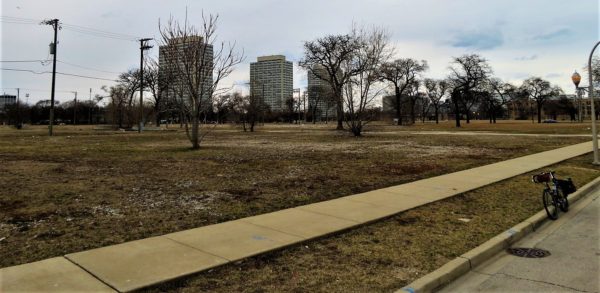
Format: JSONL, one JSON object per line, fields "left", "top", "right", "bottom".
{"left": 557, "top": 188, "right": 569, "bottom": 212}
{"left": 543, "top": 190, "right": 558, "bottom": 220}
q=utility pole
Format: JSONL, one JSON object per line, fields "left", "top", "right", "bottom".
{"left": 72, "top": 91, "right": 77, "bottom": 125}
{"left": 138, "top": 38, "right": 153, "bottom": 133}
{"left": 89, "top": 88, "right": 92, "bottom": 124}
{"left": 16, "top": 88, "right": 21, "bottom": 128}
{"left": 42, "top": 18, "right": 59, "bottom": 136}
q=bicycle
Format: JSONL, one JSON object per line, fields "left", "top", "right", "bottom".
{"left": 532, "top": 171, "right": 576, "bottom": 220}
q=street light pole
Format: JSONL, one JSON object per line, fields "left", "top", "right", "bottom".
{"left": 572, "top": 71, "right": 582, "bottom": 122}
{"left": 588, "top": 41, "right": 599, "bottom": 165}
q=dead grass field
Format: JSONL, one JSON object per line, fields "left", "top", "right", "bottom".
{"left": 0, "top": 122, "right": 595, "bottom": 270}
{"left": 369, "top": 119, "right": 598, "bottom": 134}
{"left": 143, "top": 154, "right": 600, "bottom": 293}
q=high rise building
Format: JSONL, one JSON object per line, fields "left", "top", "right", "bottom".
{"left": 158, "top": 36, "right": 214, "bottom": 109}
{"left": 250, "top": 55, "right": 293, "bottom": 112}
{"left": 307, "top": 65, "right": 335, "bottom": 119}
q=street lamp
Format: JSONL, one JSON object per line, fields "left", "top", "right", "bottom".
{"left": 587, "top": 41, "right": 599, "bottom": 165}
{"left": 572, "top": 71, "right": 583, "bottom": 122}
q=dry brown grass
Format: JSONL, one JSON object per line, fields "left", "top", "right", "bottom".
{"left": 142, "top": 154, "right": 600, "bottom": 293}
{"left": 368, "top": 119, "right": 598, "bottom": 134}
{"left": 0, "top": 123, "right": 593, "bottom": 269}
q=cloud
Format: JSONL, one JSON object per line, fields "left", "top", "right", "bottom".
{"left": 448, "top": 29, "right": 504, "bottom": 50}
{"left": 545, "top": 73, "right": 562, "bottom": 78}
{"left": 515, "top": 55, "right": 538, "bottom": 61}
{"left": 533, "top": 28, "right": 571, "bottom": 41}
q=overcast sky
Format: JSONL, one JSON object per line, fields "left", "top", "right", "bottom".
{"left": 1, "top": 0, "right": 598, "bottom": 104}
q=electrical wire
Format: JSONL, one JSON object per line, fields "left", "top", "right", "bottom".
{"left": 1, "top": 67, "right": 119, "bottom": 82}
{"left": 57, "top": 60, "right": 122, "bottom": 74}
{"left": 0, "top": 60, "right": 52, "bottom": 65}
{"left": 1, "top": 15, "right": 141, "bottom": 42}
{"left": 61, "top": 23, "right": 139, "bottom": 41}
{"left": 1, "top": 60, "right": 121, "bottom": 74}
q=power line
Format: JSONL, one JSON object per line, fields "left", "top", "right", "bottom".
{"left": 61, "top": 23, "right": 140, "bottom": 41}
{"left": 57, "top": 60, "right": 122, "bottom": 74}
{"left": 56, "top": 72, "right": 118, "bottom": 82}
{"left": 0, "top": 59, "right": 122, "bottom": 74}
{"left": 0, "top": 60, "right": 49, "bottom": 63}
{"left": 1, "top": 67, "right": 119, "bottom": 82}
{"left": 1, "top": 87, "right": 80, "bottom": 94}
{"left": 1, "top": 15, "right": 141, "bottom": 42}
{"left": 62, "top": 26, "right": 139, "bottom": 42}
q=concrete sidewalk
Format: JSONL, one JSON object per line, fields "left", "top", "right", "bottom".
{"left": 0, "top": 141, "right": 596, "bottom": 292}
{"left": 440, "top": 185, "right": 600, "bottom": 292}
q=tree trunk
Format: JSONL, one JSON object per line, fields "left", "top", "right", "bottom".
{"left": 537, "top": 103, "right": 543, "bottom": 123}
{"left": 335, "top": 90, "right": 343, "bottom": 130}
{"left": 453, "top": 98, "right": 461, "bottom": 128}
{"left": 435, "top": 107, "right": 439, "bottom": 124}
{"left": 410, "top": 97, "right": 416, "bottom": 124}
{"left": 465, "top": 110, "right": 470, "bottom": 124}
{"left": 395, "top": 85, "right": 401, "bottom": 126}
{"left": 351, "top": 123, "right": 362, "bottom": 136}
{"left": 190, "top": 112, "right": 200, "bottom": 149}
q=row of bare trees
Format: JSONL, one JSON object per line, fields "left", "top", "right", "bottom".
{"left": 99, "top": 16, "right": 586, "bottom": 147}
{"left": 301, "top": 27, "right": 567, "bottom": 134}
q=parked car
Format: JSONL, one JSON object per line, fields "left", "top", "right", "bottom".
{"left": 543, "top": 119, "right": 558, "bottom": 123}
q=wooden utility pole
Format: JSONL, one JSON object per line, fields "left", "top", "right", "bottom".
{"left": 42, "top": 19, "right": 59, "bottom": 135}
{"left": 138, "top": 38, "right": 153, "bottom": 133}
{"left": 72, "top": 91, "right": 77, "bottom": 125}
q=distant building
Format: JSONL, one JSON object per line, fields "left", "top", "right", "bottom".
{"left": 159, "top": 36, "right": 214, "bottom": 109}
{"left": 307, "top": 65, "right": 335, "bottom": 119}
{"left": 250, "top": 55, "right": 293, "bottom": 112}
{"left": 0, "top": 95, "right": 16, "bottom": 111}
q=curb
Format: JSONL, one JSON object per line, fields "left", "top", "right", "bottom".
{"left": 398, "top": 175, "right": 600, "bottom": 293}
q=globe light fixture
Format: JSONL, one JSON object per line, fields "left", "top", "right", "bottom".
{"left": 571, "top": 71, "right": 581, "bottom": 87}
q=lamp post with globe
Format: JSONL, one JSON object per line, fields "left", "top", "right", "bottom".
{"left": 572, "top": 71, "right": 583, "bottom": 122}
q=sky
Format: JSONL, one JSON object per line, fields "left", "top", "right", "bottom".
{"left": 1, "top": 0, "right": 598, "bottom": 104}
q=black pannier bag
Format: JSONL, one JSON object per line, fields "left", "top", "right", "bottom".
{"left": 556, "top": 178, "right": 577, "bottom": 195}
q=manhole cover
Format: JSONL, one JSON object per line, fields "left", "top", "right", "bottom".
{"left": 506, "top": 247, "right": 551, "bottom": 258}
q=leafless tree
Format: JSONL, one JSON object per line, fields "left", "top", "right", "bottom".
{"left": 418, "top": 93, "right": 431, "bottom": 123}
{"left": 591, "top": 56, "right": 600, "bottom": 84}
{"left": 405, "top": 80, "right": 423, "bottom": 124}
{"left": 447, "top": 54, "right": 492, "bottom": 127}
{"left": 212, "top": 93, "right": 231, "bottom": 124}
{"left": 487, "top": 78, "right": 517, "bottom": 123}
{"left": 379, "top": 58, "right": 428, "bottom": 125}
{"left": 230, "top": 92, "right": 264, "bottom": 132}
{"left": 158, "top": 12, "right": 244, "bottom": 149}
{"left": 520, "top": 77, "right": 562, "bottom": 123}
{"left": 424, "top": 78, "right": 449, "bottom": 123}
{"left": 342, "top": 25, "right": 391, "bottom": 136}
{"left": 102, "top": 84, "right": 129, "bottom": 128}
{"left": 300, "top": 34, "right": 362, "bottom": 130}
{"left": 145, "top": 57, "right": 175, "bottom": 126}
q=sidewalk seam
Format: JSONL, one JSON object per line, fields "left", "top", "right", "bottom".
{"left": 62, "top": 256, "right": 120, "bottom": 293}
